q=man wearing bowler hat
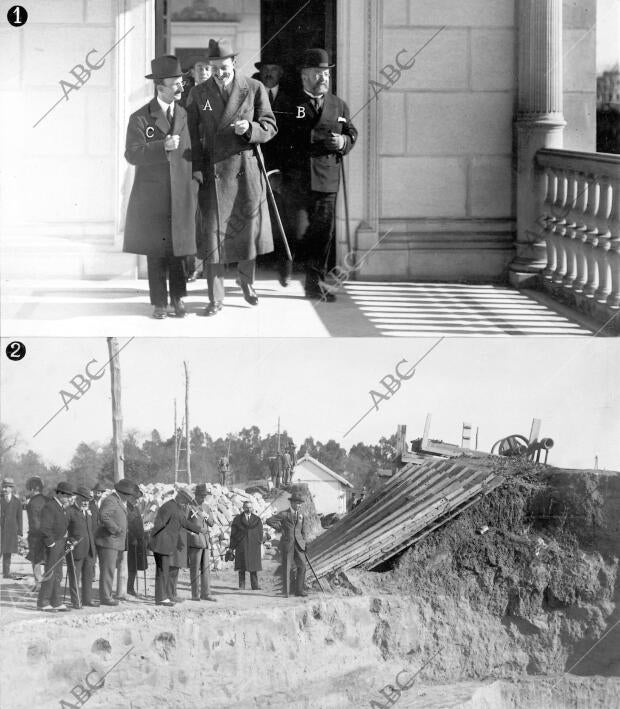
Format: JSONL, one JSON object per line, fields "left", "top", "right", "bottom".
{"left": 282, "top": 48, "right": 358, "bottom": 301}
{"left": 187, "top": 39, "right": 277, "bottom": 316}
{"left": 66, "top": 487, "right": 97, "bottom": 607}
{"left": 123, "top": 55, "right": 198, "bottom": 320}
{"left": 267, "top": 492, "right": 309, "bottom": 598}
{"left": 95, "top": 479, "right": 133, "bottom": 606}
{"left": 37, "top": 482, "right": 75, "bottom": 612}
{"left": 149, "top": 489, "right": 202, "bottom": 606}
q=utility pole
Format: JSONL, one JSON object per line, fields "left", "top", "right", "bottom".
{"left": 106, "top": 337, "right": 124, "bottom": 482}
{"left": 174, "top": 399, "right": 179, "bottom": 484}
{"left": 184, "top": 361, "right": 191, "bottom": 484}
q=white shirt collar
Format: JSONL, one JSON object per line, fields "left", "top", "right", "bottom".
{"left": 303, "top": 89, "right": 324, "bottom": 101}
{"left": 157, "top": 96, "right": 174, "bottom": 116}
{"left": 268, "top": 84, "right": 279, "bottom": 99}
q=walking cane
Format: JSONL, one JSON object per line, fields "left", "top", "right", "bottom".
{"left": 303, "top": 550, "right": 326, "bottom": 594}
{"left": 68, "top": 548, "right": 81, "bottom": 609}
{"left": 253, "top": 146, "right": 292, "bottom": 261}
{"left": 340, "top": 159, "right": 353, "bottom": 260}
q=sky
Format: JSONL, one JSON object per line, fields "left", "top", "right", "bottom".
{"left": 1, "top": 337, "right": 619, "bottom": 472}
{"left": 598, "top": 0, "right": 620, "bottom": 71}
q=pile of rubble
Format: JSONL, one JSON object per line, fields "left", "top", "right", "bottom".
{"left": 135, "top": 482, "right": 275, "bottom": 570}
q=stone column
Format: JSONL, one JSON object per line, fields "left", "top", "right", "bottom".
{"left": 509, "top": 0, "right": 566, "bottom": 287}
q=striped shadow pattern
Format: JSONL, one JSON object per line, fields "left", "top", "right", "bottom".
{"left": 342, "top": 282, "right": 593, "bottom": 336}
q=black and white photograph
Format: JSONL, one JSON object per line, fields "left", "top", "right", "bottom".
{"left": 1, "top": 336, "right": 620, "bottom": 708}
{"left": 1, "top": 1, "right": 620, "bottom": 708}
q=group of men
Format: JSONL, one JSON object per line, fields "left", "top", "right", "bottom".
{"left": 123, "top": 40, "right": 357, "bottom": 319}
{"left": 2, "top": 475, "right": 311, "bottom": 611}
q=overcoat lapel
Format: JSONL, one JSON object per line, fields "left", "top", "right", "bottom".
{"left": 149, "top": 98, "right": 171, "bottom": 136}
{"left": 218, "top": 76, "right": 249, "bottom": 132}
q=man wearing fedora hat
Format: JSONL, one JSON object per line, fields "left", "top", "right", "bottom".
{"left": 230, "top": 499, "right": 264, "bottom": 591}
{"left": 126, "top": 481, "right": 148, "bottom": 597}
{"left": 281, "top": 48, "right": 358, "bottom": 301}
{"left": 95, "top": 479, "right": 133, "bottom": 606}
{"left": 90, "top": 481, "right": 106, "bottom": 529}
{"left": 267, "top": 493, "right": 309, "bottom": 597}
{"left": 37, "top": 482, "right": 75, "bottom": 611}
{"left": 149, "top": 489, "right": 202, "bottom": 606}
{"left": 66, "top": 487, "right": 97, "bottom": 607}
{"left": 187, "top": 39, "right": 278, "bottom": 316}
{"left": 1, "top": 478, "right": 23, "bottom": 578}
{"left": 124, "top": 54, "right": 198, "bottom": 320}
{"left": 187, "top": 483, "right": 217, "bottom": 601}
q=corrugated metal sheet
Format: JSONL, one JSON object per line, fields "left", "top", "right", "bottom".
{"left": 307, "top": 458, "right": 505, "bottom": 577}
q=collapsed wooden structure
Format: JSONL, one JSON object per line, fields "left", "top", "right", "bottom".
{"left": 307, "top": 457, "right": 505, "bottom": 578}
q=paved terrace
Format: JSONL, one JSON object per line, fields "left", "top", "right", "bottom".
{"left": 1, "top": 274, "right": 603, "bottom": 337}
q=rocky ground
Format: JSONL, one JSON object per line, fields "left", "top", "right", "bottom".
{"left": 0, "top": 465, "right": 619, "bottom": 708}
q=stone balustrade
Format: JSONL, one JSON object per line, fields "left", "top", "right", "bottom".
{"left": 536, "top": 149, "right": 620, "bottom": 330}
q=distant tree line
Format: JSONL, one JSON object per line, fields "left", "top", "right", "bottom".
{"left": 0, "top": 422, "right": 397, "bottom": 496}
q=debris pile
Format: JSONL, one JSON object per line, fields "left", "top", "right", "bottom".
{"left": 135, "top": 483, "right": 275, "bottom": 570}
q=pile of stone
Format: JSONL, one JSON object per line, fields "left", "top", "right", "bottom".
{"left": 135, "top": 482, "right": 275, "bottom": 570}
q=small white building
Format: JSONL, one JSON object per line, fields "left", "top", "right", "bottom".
{"left": 292, "top": 455, "right": 353, "bottom": 515}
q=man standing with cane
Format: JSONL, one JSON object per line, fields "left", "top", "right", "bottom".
{"left": 37, "top": 482, "right": 75, "bottom": 612}
{"left": 187, "top": 39, "right": 277, "bottom": 316}
{"left": 282, "top": 48, "right": 358, "bottom": 301}
{"left": 187, "top": 483, "right": 217, "bottom": 602}
{"left": 267, "top": 493, "right": 308, "bottom": 598}
{"left": 66, "top": 487, "right": 97, "bottom": 608}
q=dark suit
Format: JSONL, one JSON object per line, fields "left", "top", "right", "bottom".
{"left": 1, "top": 495, "right": 23, "bottom": 577}
{"left": 187, "top": 74, "right": 277, "bottom": 304}
{"left": 282, "top": 91, "right": 358, "bottom": 293}
{"left": 127, "top": 501, "right": 147, "bottom": 595}
{"left": 123, "top": 98, "right": 197, "bottom": 308}
{"left": 26, "top": 493, "right": 48, "bottom": 566}
{"left": 267, "top": 508, "right": 308, "bottom": 596}
{"left": 37, "top": 497, "right": 68, "bottom": 608}
{"left": 66, "top": 505, "right": 97, "bottom": 606}
{"left": 150, "top": 499, "right": 201, "bottom": 603}
{"left": 230, "top": 512, "right": 263, "bottom": 589}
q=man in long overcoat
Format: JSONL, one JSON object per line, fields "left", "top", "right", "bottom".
{"left": 95, "top": 479, "right": 132, "bottom": 606}
{"left": 66, "top": 487, "right": 97, "bottom": 607}
{"left": 267, "top": 493, "right": 309, "bottom": 597}
{"left": 187, "top": 483, "right": 216, "bottom": 601}
{"left": 230, "top": 500, "right": 263, "bottom": 590}
{"left": 149, "top": 489, "right": 201, "bottom": 606}
{"left": 124, "top": 54, "right": 198, "bottom": 319}
{"left": 37, "top": 482, "right": 74, "bottom": 612}
{"left": 126, "top": 487, "right": 147, "bottom": 597}
{"left": 281, "top": 48, "right": 358, "bottom": 300}
{"left": 187, "top": 39, "right": 277, "bottom": 316}
{"left": 1, "top": 478, "right": 23, "bottom": 578}
{"left": 25, "top": 476, "right": 47, "bottom": 581}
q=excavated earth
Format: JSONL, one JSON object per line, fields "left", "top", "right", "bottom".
{"left": 0, "top": 467, "right": 619, "bottom": 708}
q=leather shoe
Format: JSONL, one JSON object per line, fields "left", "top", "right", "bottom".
{"left": 171, "top": 298, "right": 186, "bottom": 318}
{"left": 153, "top": 306, "right": 167, "bottom": 319}
{"left": 202, "top": 596, "right": 217, "bottom": 602}
{"left": 156, "top": 599, "right": 174, "bottom": 607}
{"left": 203, "top": 302, "right": 223, "bottom": 317}
{"left": 297, "top": 591, "right": 308, "bottom": 597}
{"left": 101, "top": 599, "right": 119, "bottom": 606}
{"left": 237, "top": 279, "right": 259, "bottom": 306}
{"left": 83, "top": 602, "right": 98, "bottom": 607}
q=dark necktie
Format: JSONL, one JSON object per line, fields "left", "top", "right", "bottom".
{"left": 312, "top": 96, "right": 322, "bottom": 114}
{"left": 166, "top": 105, "right": 173, "bottom": 129}
{"left": 268, "top": 89, "right": 274, "bottom": 105}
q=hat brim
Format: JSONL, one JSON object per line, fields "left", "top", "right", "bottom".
{"left": 145, "top": 72, "right": 183, "bottom": 80}
{"left": 205, "top": 52, "right": 238, "bottom": 62}
{"left": 299, "top": 63, "right": 335, "bottom": 70}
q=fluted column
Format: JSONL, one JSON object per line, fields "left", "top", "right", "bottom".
{"left": 509, "top": 0, "right": 566, "bottom": 287}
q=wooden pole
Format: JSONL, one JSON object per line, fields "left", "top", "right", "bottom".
{"left": 184, "top": 361, "right": 191, "bottom": 485}
{"left": 106, "top": 338, "right": 124, "bottom": 482}
{"left": 174, "top": 399, "right": 179, "bottom": 484}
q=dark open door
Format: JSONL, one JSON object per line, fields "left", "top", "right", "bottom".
{"left": 260, "top": 0, "right": 337, "bottom": 93}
